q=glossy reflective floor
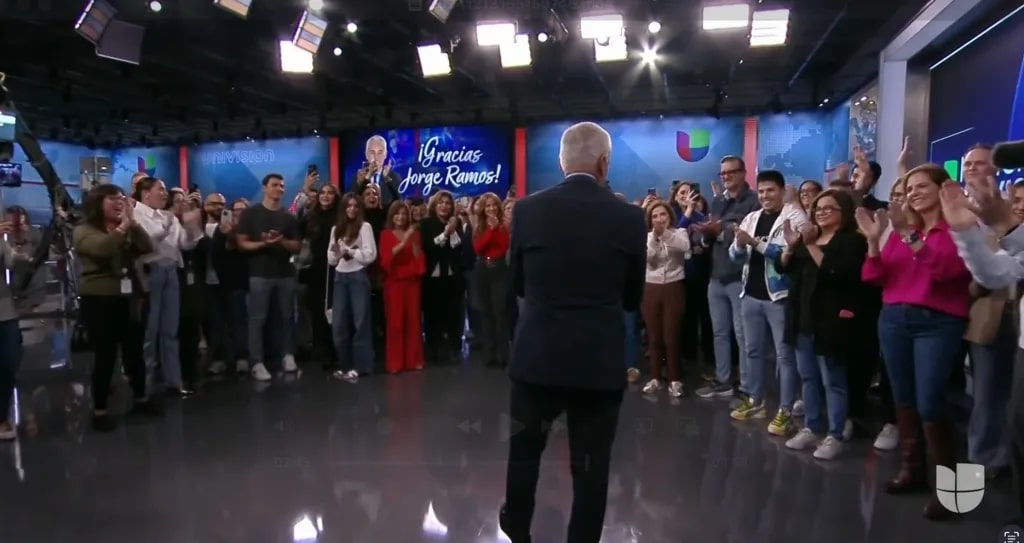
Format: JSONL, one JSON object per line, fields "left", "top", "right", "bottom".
{"left": 0, "top": 357, "right": 1015, "bottom": 543}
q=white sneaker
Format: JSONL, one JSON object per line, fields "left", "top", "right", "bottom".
{"left": 235, "top": 359, "right": 250, "bottom": 374}
{"left": 208, "top": 361, "right": 227, "bottom": 375}
{"left": 785, "top": 427, "right": 818, "bottom": 450}
{"left": 792, "top": 399, "right": 805, "bottom": 417}
{"left": 668, "top": 381, "right": 683, "bottom": 398}
{"left": 0, "top": 421, "right": 16, "bottom": 441}
{"left": 873, "top": 423, "right": 898, "bottom": 451}
{"left": 642, "top": 379, "right": 661, "bottom": 395}
{"left": 842, "top": 419, "right": 855, "bottom": 441}
{"left": 282, "top": 354, "right": 298, "bottom": 373}
{"left": 813, "top": 435, "right": 843, "bottom": 460}
{"left": 251, "top": 363, "right": 272, "bottom": 382}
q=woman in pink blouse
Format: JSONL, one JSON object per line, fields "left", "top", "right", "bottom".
{"left": 855, "top": 164, "right": 972, "bottom": 521}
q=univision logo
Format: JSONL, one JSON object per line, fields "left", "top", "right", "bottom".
{"left": 676, "top": 129, "right": 710, "bottom": 163}
{"left": 935, "top": 463, "right": 985, "bottom": 514}
{"left": 137, "top": 156, "right": 157, "bottom": 177}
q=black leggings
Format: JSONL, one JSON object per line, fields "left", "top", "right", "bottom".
{"left": 80, "top": 295, "right": 147, "bottom": 410}
{"left": 422, "top": 274, "right": 465, "bottom": 354}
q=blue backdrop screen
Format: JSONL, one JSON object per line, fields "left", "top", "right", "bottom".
{"left": 929, "top": 7, "right": 1024, "bottom": 187}
{"left": 527, "top": 117, "right": 744, "bottom": 200}
{"left": 758, "top": 111, "right": 851, "bottom": 184}
{"left": 341, "top": 125, "right": 511, "bottom": 198}
{"left": 112, "top": 145, "right": 180, "bottom": 192}
{"left": 188, "top": 137, "right": 329, "bottom": 206}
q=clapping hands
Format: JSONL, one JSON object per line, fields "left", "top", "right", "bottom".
{"left": 733, "top": 224, "right": 756, "bottom": 248}
{"left": 854, "top": 207, "right": 891, "bottom": 241}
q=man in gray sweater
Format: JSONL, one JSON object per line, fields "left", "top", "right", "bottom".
{"left": 694, "top": 156, "right": 760, "bottom": 401}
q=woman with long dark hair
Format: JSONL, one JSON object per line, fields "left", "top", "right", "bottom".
{"left": 210, "top": 198, "right": 251, "bottom": 374}
{"left": 420, "top": 190, "right": 465, "bottom": 365}
{"left": 380, "top": 201, "right": 426, "bottom": 373}
{"left": 132, "top": 178, "right": 202, "bottom": 395}
{"left": 471, "top": 192, "right": 510, "bottom": 367}
{"left": 301, "top": 184, "right": 340, "bottom": 366}
{"left": 168, "top": 188, "right": 204, "bottom": 395}
{"left": 780, "top": 189, "right": 866, "bottom": 460}
{"left": 857, "top": 164, "right": 972, "bottom": 520}
{"left": 328, "top": 193, "right": 378, "bottom": 381}
{"left": 73, "top": 185, "right": 157, "bottom": 431}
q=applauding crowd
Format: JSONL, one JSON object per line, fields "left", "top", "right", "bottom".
{"left": 632, "top": 141, "right": 1020, "bottom": 521}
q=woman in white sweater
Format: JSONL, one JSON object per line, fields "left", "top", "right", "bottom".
{"left": 327, "top": 193, "right": 378, "bottom": 382}
{"left": 641, "top": 200, "right": 691, "bottom": 398}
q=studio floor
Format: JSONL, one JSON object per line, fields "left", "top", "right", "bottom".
{"left": 0, "top": 357, "right": 1015, "bottom": 543}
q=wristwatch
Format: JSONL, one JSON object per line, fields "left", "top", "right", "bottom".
{"left": 901, "top": 231, "right": 921, "bottom": 245}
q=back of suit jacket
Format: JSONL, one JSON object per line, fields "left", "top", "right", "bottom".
{"left": 508, "top": 174, "right": 647, "bottom": 390}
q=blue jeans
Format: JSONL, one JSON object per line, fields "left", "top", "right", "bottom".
{"left": 878, "top": 304, "right": 967, "bottom": 422}
{"left": 332, "top": 269, "right": 374, "bottom": 373}
{"left": 794, "top": 333, "right": 848, "bottom": 438}
{"left": 741, "top": 296, "right": 796, "bottom": 408}
{"left": 968, "top": 314, "right": 1016, "bottom": 467}
{"left": 708, "top": 279, "right": 745, "bottom": 388}
{"left": 623, "top": 310, "right": 640, "bottom": 370}
{"left": 0, "top": 319, "right": 23, "bottom": 423}
{"left": 248, "top": 276, "right": 297, "bottom": 367}
{"left": 145, "top": 262, "right": 181, "bottom": 388}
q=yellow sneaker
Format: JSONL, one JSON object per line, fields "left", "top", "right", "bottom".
{"left": 767, "top": 409, "right": 794, "bottom": 436}
{"left": 730, "top": 397, "right": 767, "bottom": 420}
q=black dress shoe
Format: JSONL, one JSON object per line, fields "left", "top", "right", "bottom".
{"left": 166, "top": 387, "right": 195, "bottom": 398}
{"left": 499, "top": 504, "right": 531, "bottom": 543}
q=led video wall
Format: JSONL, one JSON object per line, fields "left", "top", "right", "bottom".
{"left": 928, "top": 6, "right": 1024, "bottom": 187}
{"left": 340, "top": 125, "right": 512, "bottom": 199}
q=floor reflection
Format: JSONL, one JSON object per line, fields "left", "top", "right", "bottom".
{"left": 0, "top": 362, "right": 1013, "bottom": 542}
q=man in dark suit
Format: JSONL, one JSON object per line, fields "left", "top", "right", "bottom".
{"left": 501, "top": 122, "right": 646, "bottom": 543}
{"left": 351, "top": 135, "right": 401, "bottom": 209}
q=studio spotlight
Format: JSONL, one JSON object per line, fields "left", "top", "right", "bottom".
{"left": 417, "top": 44, "right": 452, "bottom": 77}
{"left": 537, "top": 32, "right": 549, "bottom": 42}
{"left": 213, "top": 0, "right": 252, "bottom": 19}
{"left": 308, "top": 0, "right": 323, "bottom": 10}
{"left": 346, "top": 22, "right": 358, "bottom": 33}
{"left": 292, "top": 9, "right": 328, "bottom": 55}
{"left": 640, "top": 47, "right": 658, "bottom": 64}
{"left": 333, "top": 47, "right": 342, "bottom": 56}
{"left": 647, "top": 20, "right": 661, "bottom": 33}
{"left": 280, "top": 40, "right": 314, "bottom": 74}
{"left": 75, "top": 0, "right": 117, "bottom": 45}
{"left": 147, "top": 0, "right": 162, "bottom": 12}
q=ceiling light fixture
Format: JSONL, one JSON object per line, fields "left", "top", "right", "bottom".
{"left": 702, "top": 3, "right": 750, "bottom": 31}
{"left": 476, "top": 22, "right": 517, "bottom": 47}
{"left": 499, "top": 33, "right": 531, "bottom": 67}
{"left": 647, "top": 20, "right": 661, "bottom": 33}
{"left": 279, "top": 40, "right": 314, "bottom": 74}
{"left": 594, "top": 35, "right": 627, "bottom": 63}
{"left": 537, "top": 32, "right": 549, "bottom": 42}
{"left": 333, "top": 47, "right": 342, "bottom": 56}
{"left": 212, "top": 0, "right": 252, "bottom": 19}
{"left": 580, "top": 14, "right": 624, "bottom": 40}
{"left": 417, "top": 43, "right": 452, "bottom": 77}
{"left": 346, "top": 22, "right": 358, "bottom": 33}
{"left": 308, "top": 0, "right": 323, "bottom": 10}
{"left": 147, "top": 0, "right": 162, "bottom": 12}
{"left": 640, "top": 46, "right": 658, "bottom": 64}
{"left": 749, "top": 9, "right": 789, "bottom": 47}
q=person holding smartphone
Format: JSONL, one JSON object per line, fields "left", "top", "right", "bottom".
{"left": 352, "top": 135, "right": 401, "bottom": 209}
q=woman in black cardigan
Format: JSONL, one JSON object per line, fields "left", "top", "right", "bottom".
{"left": 420, "top": 190, "right": 466, "bottom": 365}
{"left": 778, "top": 188, "right": 868, "bottom": 460}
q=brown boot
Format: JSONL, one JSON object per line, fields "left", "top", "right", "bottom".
{"left": 886, "top": 407, "right": 927, "bottom": 494}
{"left": 923, "top": 421, "right": 956, "bottom": 521}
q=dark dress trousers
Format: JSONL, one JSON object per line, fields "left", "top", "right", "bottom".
{"left": 502, "top": 174, "right": 646, "bottom": 543}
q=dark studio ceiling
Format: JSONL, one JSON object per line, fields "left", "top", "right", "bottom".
{"left": 0, "top": 0, "right": 935, "bottom": 146}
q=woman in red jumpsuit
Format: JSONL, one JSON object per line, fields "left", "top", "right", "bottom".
{"left": 379, "top": 201, "right": 427, "bottom": 373}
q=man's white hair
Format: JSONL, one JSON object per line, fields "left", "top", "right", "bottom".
{"left": 365, "top": 135, "right": 387, "bottom": 153}
{"left": 559, "top": 122, "right": 611, "bottom": 172}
